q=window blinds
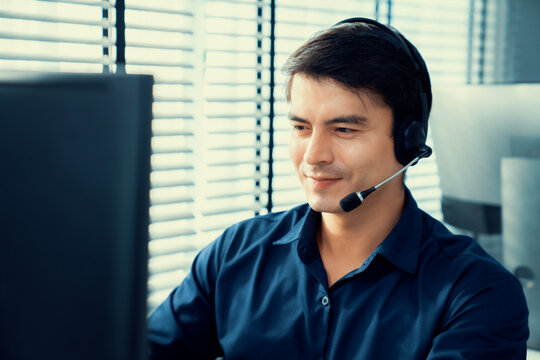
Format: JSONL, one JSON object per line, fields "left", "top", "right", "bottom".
{"left": 1, "top": 0, "right": 496, "bottom": 313}
{"left": 121, "top": 0, "right": 274, "bottom": 310}
{"left": 0, "top": 0, "right": 112, "bottom": 73}
{"left": 121, "top": 0, "right": 198, "bottom": 311}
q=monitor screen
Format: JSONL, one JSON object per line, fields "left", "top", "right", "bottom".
{"left": 430, "top": 84, "right": 540, "bottom": 234}
{"left": 0, "top": 72, "right": 153, "bottom": 360}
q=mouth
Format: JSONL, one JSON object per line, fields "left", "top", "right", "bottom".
{"left": 306, "top": 176, "right": 341, "bottom": 190}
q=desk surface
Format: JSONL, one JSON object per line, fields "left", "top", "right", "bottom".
{"left": 529, "top": 348, "right": 540, "bottom": 359}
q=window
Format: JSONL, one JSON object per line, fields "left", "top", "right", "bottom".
{"left": 0, "top": 0, "right": 113, "bottom": 73}
{"left": 1, "top": 0, "right": 495, "bottom": 312}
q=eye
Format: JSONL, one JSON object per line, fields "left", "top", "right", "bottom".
{"left": 336, "top": 127, "right": 355, "bottom": 133}
{"left": 291, "top": 123, "right": 310, "bottom": 132}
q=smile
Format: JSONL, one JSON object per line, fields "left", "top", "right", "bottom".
{"left": 307, "top": 176, "right": 341, "bottom": 190}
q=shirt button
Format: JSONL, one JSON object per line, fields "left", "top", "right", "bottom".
{"left": 321, "top": 296, "right": 329, "bottom": 306}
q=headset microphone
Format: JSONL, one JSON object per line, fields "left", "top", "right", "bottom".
{"left": 339, "top": 145, "right": 432, "bottom": 212}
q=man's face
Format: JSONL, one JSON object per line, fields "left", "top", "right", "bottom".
{"left": 288, "top": 74, "right": 402, "bottom": 213}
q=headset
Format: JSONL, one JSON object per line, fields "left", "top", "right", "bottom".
{"left": 335, "top": 17, "right": 432, "bottom": 166}
{"left": 333, "top": 17, "right": 434, "bottom": 211}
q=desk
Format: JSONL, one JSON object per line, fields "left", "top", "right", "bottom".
{"left": 529, "top": 348, "right": 540, "bottom": 359}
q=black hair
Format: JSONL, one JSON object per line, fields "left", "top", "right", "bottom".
{"left": 282, "top": 21, "right": 431, "bottom": 137}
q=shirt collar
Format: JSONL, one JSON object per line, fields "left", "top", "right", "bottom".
{"left": 272, "top": 204, "right": 318, "bottom": 247}
{"left": 272, "top": 188, "right": 424, "bottom": 274}
{"left": 377, "top": 188, "right": 423, "bottom": 274}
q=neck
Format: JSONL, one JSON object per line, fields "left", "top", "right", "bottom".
{"left": 319, "top": 184, "right": 406, "bottom": 256}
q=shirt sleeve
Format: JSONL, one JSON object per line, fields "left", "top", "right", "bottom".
{"left": 147, "top": 231, "right": 230, "bottom": 360}
{"left": 426, "top": 273, "right": 529, "bottom": 359}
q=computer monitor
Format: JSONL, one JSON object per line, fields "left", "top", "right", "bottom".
{"left": 0, "top": 72, "right": 153, "bottom": 360}
{"left": 429, "top": 84, "right": 540, "bottom": 235}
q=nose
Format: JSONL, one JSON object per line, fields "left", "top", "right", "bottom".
{"left": 303, "top": 130, "right": 333, "bottom": 165}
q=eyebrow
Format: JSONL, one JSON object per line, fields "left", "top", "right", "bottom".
{"left": 288, "top": 113, "right": 369, "bottom": 127}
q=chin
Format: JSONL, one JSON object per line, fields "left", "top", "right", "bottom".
{"left": 306, "top": 197, "right": 343, "bottom": 213}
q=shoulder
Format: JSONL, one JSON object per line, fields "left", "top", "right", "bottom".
{"left": 417, "top": 210, "right": 525, "bottom": 306}
{"left": 214, "top": 203, "right": 309, "bottom": 258}
{"left": 416, "top": 213, "right": 529, "bottom": 353}
{"left": 419, "top": 210, "right": 509, "bottom": 275}
{"left": 229, "top": 203, "right": 308, "bottom": 232}
{"left": 224, "top": 203, "right": 308, "bottom": 241}
{"left": 190, "top": 204, "right": 310, "bottom": 282}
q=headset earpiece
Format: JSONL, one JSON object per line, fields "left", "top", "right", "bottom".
{"left": 404, "top": 120, "right": 427, "bottom": 161}
{"left": 395, "top": 115, "right": 426, "bottom": 165}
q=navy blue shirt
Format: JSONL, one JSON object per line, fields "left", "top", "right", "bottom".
{"left": 148, "top": 190, "right": 529, "bottom": 359}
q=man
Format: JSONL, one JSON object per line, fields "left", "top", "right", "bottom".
{"left": 147, "top": 18, "right": 529, "bottom": 359}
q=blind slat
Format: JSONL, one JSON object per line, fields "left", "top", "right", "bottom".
{"left": 0, "top": 10, "right": 107, "bottom": 27}
{"left": 0, "top": 53, "right": 109, "bottom": 64}
{"left": 0, "top": 32, "right": 107, "bottom": 45}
